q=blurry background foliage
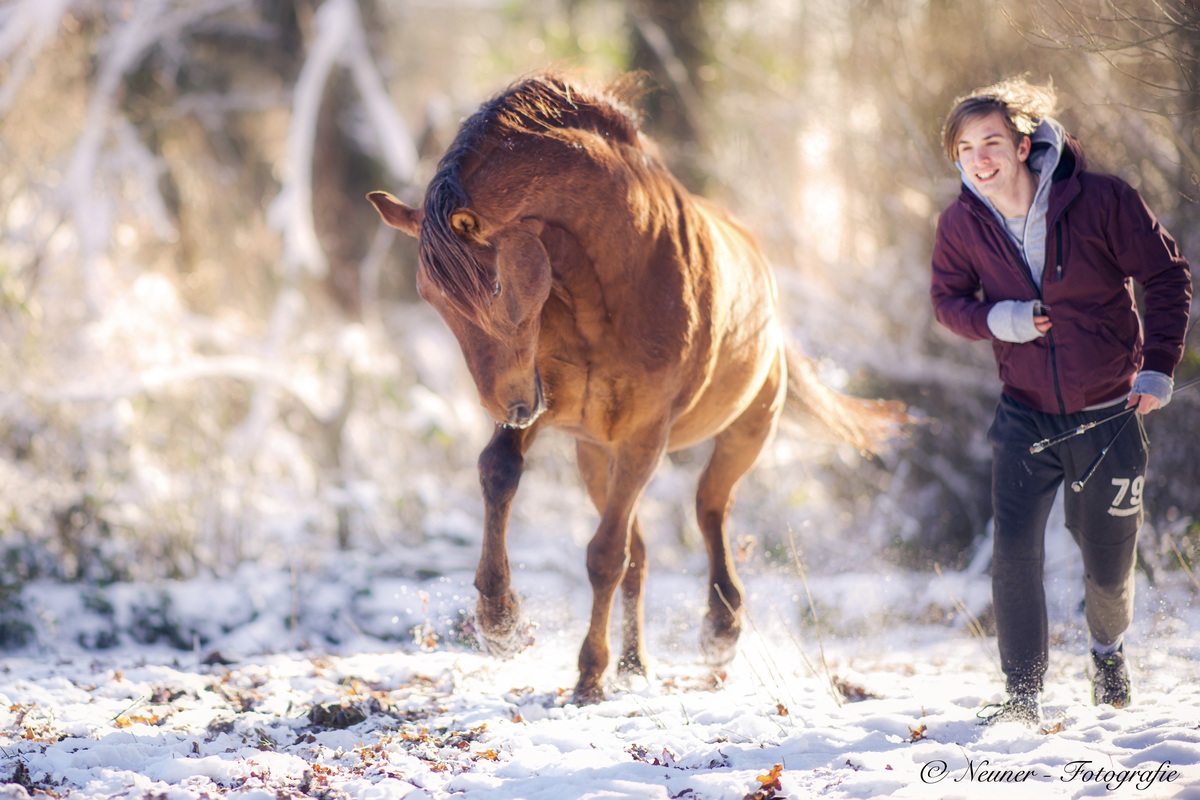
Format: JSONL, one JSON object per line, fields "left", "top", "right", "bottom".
{"left": 0, "top": 0, "right": 1197, "bottom": 597}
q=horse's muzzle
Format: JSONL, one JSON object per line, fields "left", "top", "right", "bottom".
{"left": 503, "top": 371, "right": 545, "bottom": 429}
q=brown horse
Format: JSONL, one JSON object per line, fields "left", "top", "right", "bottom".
{"left": 369, "top": 71, "right": 902, "bottom": 704}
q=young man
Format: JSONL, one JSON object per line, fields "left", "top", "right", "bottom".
{"left": 930, "top": 79, "right": 1193, "bottom": 725}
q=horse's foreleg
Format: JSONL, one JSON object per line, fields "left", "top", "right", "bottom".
{"left": 696, "top": 364, "right": 785, "bottom": 667}
{"left": 574, "top": 438, "right": 663, "bottom": 704}
{"left": 576, "top": 441, "right": 649, "bottom": 679}
{"left": 474, "top": 425, "right": 535, "bottom": 656}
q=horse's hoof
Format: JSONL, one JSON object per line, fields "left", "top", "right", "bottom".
{"left": 617, "top": 650, "right": 649, "bottom": 678}
{"left": 571, "top": 682, "right": 605, "bottom": 706}
{"left": 700, "top": 612, "right": 742, "bottom": 667}
{"left": 475, "top": 590, "right": 530, "bottom": 657}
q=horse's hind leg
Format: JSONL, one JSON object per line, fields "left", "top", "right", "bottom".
{"left": 577, "top": 441, "right": 649, "bottom": 678}
{"left": 618, "top": 524, "right": 648, "bottom": 676}
{"left": 697, "top": 362, "right": 785, "bottom": 666}
{"left": 474, "top": 424, "right": 537, "bottom": 656}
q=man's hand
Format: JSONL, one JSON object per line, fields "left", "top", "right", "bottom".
{"left": 1128, "top": 370, "right": 1173, "bottom": 414}
{"left": 987, "top": 301, "right": 1051, "bottom": 342}
{"left": 1126, "top": 393, "right": 1161, "bottom": 415}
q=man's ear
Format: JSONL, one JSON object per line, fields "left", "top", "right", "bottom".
{"left": 367, "top": 191, "right": 423, "bottom": 237}
{"left": 1018, "top": 135, "right": 1032, "bottom": 162}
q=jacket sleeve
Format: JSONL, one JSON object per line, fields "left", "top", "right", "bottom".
{"left": 930, "top": 209, "right": 996, "bottom": 342}
{"left": 1106, "top": 180, "right": 1193, "bottom": 377}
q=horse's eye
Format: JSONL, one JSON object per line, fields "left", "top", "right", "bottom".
{"left": 492, "top": 279, "right": 502, "bottom": 298}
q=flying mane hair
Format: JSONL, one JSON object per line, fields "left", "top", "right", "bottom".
{"left": 419, "top": 72, "right": 646, "bottom": 327}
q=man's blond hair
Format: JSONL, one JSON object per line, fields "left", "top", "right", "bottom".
{"left": 941, "top": 78, "right": 1057, "bottom": 162}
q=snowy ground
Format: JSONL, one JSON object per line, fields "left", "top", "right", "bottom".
{"left": 2, "top": 518, "right": 1199, "bottom": 800}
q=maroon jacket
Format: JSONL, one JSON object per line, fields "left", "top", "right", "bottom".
{"left": 931, "top": 136, "right": 1192, "bottom": 415}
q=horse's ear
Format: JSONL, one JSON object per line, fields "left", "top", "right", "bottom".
{"left": 367, "top": 191, "right": 423, "bottom": 238}
{"left": 450, "top": 209, "right": 481, "bottom": 241}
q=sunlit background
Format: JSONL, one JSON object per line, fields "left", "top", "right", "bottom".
{"left": 1, "top": 0, "right": 1198, "bottom": 644}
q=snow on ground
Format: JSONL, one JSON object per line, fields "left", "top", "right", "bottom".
{"left": 2, "top": 524, "right": 1199, "bottom": 800}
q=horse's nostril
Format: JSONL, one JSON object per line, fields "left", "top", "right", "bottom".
{"left": 507, "top": 401, "right": 532, "bottom": 425}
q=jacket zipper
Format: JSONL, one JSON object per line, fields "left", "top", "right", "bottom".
{"left": 1054, "top": 220, "right": 1063, "bottom": 282}
{"left": 1047, "top": 220, "right": 1065, "bottom": 415}
{"left": 987, "top": 209, "right": 1069, "bottom": 415}
{"left": 964, "top": 171, "right": 1078, "bottom": 416}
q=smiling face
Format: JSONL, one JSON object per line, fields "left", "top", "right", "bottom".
{"left": 955, "top": 110, "right": 1035, "bottom": 218}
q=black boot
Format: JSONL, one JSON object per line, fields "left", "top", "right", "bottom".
{"left": 1091, "top": 644, "right": 1131, "bottom": 708}
{"left": 977, "top": 692, "right": 1041, "bottom": 726}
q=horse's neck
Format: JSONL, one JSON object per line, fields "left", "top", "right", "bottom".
{"left": 538, "top": 190, "right": 708, "bottom": 380}
{"left": 543, "top": 163, "right": 686, "bottom": 283}
{"left": 475, "top": 140, "right": 697, "bottom": 321}
{"left": 538, "top": 221, "right": 609, "bottom": 316}
{"left": 478, "top": 137, "right": 676, "bottom": 266}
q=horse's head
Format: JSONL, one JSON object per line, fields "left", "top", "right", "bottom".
{"left": 368, "top": 190, "right": 552, "bottom": 429}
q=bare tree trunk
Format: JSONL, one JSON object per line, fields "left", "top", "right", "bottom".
{"left": 626, "top": 0, "right": 711, "bottom": 191}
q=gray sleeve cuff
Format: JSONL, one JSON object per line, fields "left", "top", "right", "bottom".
{"left": 986, "top": 300, "right": 1044, "bottom": 343}
{"left": 1132, "top": 370, "right": 1173, "bottom": 407}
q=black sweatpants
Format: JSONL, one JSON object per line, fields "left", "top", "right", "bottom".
{"left": 988, "top": 394, "right": 1148, "bottom": 696}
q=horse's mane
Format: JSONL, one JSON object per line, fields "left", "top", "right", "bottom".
{"left": 420, "top": 72, "right": 646, "bottom": 326}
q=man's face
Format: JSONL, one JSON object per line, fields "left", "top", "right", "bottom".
{"left": 956, "top": 110, "right": 1032, "bottom": 209}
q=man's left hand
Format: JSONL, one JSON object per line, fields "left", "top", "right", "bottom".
{"left": 1127, "top": 393, "right": 1161, "bottom": 415}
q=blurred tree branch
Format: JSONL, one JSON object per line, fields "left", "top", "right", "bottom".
{"left": 1007, "top": 1, "right": 1200, "bottom": 101}
{"left": 1004, "top": 1, "right": 1200, "bottom": 201}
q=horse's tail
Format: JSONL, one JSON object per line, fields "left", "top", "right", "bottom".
{"left": 783, "top": 343, "right": 911, "bottom": 454}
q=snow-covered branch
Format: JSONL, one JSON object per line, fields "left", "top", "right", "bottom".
{"left": 57, "top": 0, "right": 245, "bottom": 315}
{"left": 0, "top": 0, "right": 75, "bottom": 114}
